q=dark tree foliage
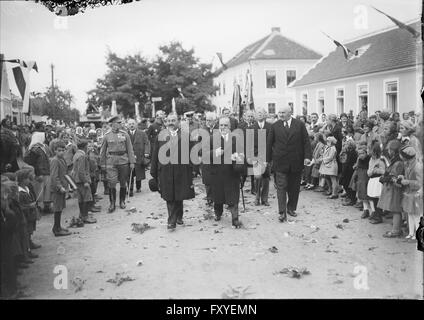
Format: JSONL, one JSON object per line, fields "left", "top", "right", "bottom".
{"left": 33, "top": 0, "right": 141, "bottom": 16}
{"left": 88, "top": 42, "right": 217, "bottom": 117}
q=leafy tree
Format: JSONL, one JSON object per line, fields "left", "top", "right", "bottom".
{"left": 88, "top": 42, "right": 217, "bottom": 117}
{"left": 30, "top": 86, "right": 80, "bottom": 124}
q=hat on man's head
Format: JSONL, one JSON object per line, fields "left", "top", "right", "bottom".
{"left": 108, "top": 116, "right": 122, "bottom": 123}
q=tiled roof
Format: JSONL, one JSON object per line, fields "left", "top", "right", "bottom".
{"left": 291, "top": 21, "right": 422, "bottom": 87}
{"left": 216, "top": 30, "right": 322, "bottom": 74}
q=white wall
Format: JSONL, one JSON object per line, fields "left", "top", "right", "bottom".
{"left": 293, "top": 66, "right": 422, "bottom": 116}
{"left": 211, "top": 59, "right": 319, "bottom": 115}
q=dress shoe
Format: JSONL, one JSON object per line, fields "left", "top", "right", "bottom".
{"left": 30, "top": 241, "right": 41, "bottom": 250}
{"left": 232, "top": 220, "right": 243, "bottom": 229}
{"left": 108, "top": 204, "right": 116, "bottom": 213}
{"left": 136, "top": 189, "right": 141, "bottom": 193}
{"left": 167, "top": 224, "right": 176, "bottom": 230}
{"left": 327, "top": 195, "right": 339, "bottom": 199}
{"left": 214, "top": 215, "right": 222, "bottom": 221}
{"left": 82, "top": 216, "right": 97, "bottom": 224}
{"left": 120, "top": 201, "right": 126, "bottom": 209}
{"left": 129, "top": 190, "right": 134, "bottom": 197}
{"left": 254, "top": 200, "right": 261, "bottom": 206}
{"left": 28, "top": 252, "right": 38, "bottom": 259}
{"left": 324, "top": 191, "right": 332, "bottom": 196}
{"left": 279, "top": 213, "right": 287, "bottom": 223}
{"left": 176, "top": 219, "right": 184, "bottom": 225}
{"left": 262, "top": 201, "right": 270, "bottom": 206}
{"left": 52, "top": 228, "right": 72, "bottom": 237}
{"left": 287, "top": 209, "right": 297, "bottom": 217}
{"left": 89, "top": 207, "right": 101, "bottom": 213}
{"left": 369, "top": 216, "right": 383, "bottom": 224}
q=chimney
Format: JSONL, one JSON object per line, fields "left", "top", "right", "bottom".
{"left": 271, "top": 27, "right": 280, "bottom": 33}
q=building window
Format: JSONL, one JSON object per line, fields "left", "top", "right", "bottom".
{"left": 385, "top": 80, "right": 398, "bottom": 112}
{"left": 336, "top": 88, "right": 344, "bottom": 115}
{"left": 218, "top": 83, "right": 222, "bottom": 96}
{"left": 317, "top": 90, "right": 325, "bottom": 114}
{"left": 266, "top": 70, "right": 276, "bottom": 89}
{"left": 301, "top": 93, "right": 308, "bottom": 115}
{"left": 223, "top": 82, "right": 226, "bottom": 95}
{"left": 268, "top": 103, "right": 276, "bottom": 114}
{"left": 286, "top": 70, "right": 296, "bottom": 86}
{"left": 358, "top": 84, "right": 368, "bottom": 112}
{"left": 288, "top": 102, "right": 294, "bottom": 113}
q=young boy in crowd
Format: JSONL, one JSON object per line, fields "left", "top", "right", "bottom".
{"left": 50, "top": 141, "right": 72, "bottom": 236}
{"left": 71, "top": 139, "right": 97, "bottom": 224}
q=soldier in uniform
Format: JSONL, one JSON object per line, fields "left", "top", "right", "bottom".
{"left": 100, "top": 116, "right": 136, "bottom": 213}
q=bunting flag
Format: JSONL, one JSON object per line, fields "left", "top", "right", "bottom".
{"left": 1, "top": 59, "right": 38, "bottom": 72}
{"left": 371, "top": 6, "right": 420, "bottom": 38}
{"left": 321, "top": 31, "right": 355, "bottom": 60}
{"left": 12, "top": 60, "right": 38, "bottom": 113}
{"left": 216, "top": 52, "right": 228, "bottom": 70}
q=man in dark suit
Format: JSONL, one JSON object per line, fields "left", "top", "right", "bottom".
{"left": 209, "top": 116, "right": 244, "bottom": 229}
{"left": 238, "top": 110, "right": 256, "bottom": 194}
{"left": 266, "top": 106, "right": 312, "bottom": 222}
{"left": 252, "top": 108, "right": 272, "bottom": 206}
{"left": 222, "top": 108, "right": 238, "bottom": 131}
{"left": 127, "top": 118, "right": 150, "bottom": 196}
{"left": 146, "top": 110, "right": 165, "bottom": 152}
{"left": 150, "top": 113, "right": 195, "bottom": 230}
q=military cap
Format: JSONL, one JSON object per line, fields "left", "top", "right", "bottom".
{"left": 108, "top": 116, "right": 122, "bottom": 123}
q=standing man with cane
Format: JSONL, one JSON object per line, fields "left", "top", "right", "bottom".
{"left": 100, "top": 116, "right": 136, "bottom": 213}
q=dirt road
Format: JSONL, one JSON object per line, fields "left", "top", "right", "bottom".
{"left": 18, "top": 176, "right": 423, "bottom": 299}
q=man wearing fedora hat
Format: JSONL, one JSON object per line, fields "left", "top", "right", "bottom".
{"left": 100, "top": 116, "right": 135, "bottom": 213}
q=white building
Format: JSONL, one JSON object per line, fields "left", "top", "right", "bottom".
{"left": 290, "top": 20, "right": 422, "bottom": 116}
{"left": 0, "top": 55, "right": 13, "bottom": 121}
{"left": 211, "top": 27, "right": 322, "bottom": 116}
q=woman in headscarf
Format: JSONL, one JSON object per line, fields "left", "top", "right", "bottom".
{"left": 24, "top": 131, "right": 53, "bottom": 217}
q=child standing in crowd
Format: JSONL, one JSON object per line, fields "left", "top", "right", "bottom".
{"left": 16, "top": 168, "right": 40, "bottom": 260}
{"left": 87, "top": 142, "right": 102, "bottom": 214}
{"left": 378, "top": 140, "right": 405, "bottom": 238}
{"left": 398, "top": 146, "right": 422, "bottom": 241}
{"left": 340, "top": 126, "right": 357, "bottom": 206}
{"left": 350, "top": 146, "right": 370, "bottom": 217}
{"left": 71, "top": 139, "right": 97, "bottom": 224}
{"left": 306, "top": 133, "right": 325, "bottom": 190}
{"left": 50, "top": 141, "right": 71, "bottom": 237}
{"left": 367, "top": 143, "right": 386, "bottom": 224}
{"left": 319, "top": 136, "right": 339, "bottom": 199}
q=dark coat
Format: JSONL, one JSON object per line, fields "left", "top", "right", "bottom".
{"left": 24, "top": 143, "right": 51, "bottom": 176}
{"left": 209, "top": 134, "right": 243, "bottom": 205}
{"left": 150, "top": 129, "right": 195, "bottom": 201}
{"left": 128, "top": 129, "right": 150, "bottom": 165}
{"left": 266, "top": 118, "right": 312, "bottom": 173}
{"left": 252, "top": 121, "right": 272, "bottom": 157}
{"left": 200, "top": 125, "right": 215, "bottom": 185}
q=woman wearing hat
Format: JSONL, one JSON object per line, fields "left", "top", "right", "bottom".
{"left": 319, "top": 136, "right": 339, "bottom": 199}
{"left": 398, "top": 146, "right": 422, "bottom": 241}
{"left": 398, "top": 120, "right": 422, "bottom": 162}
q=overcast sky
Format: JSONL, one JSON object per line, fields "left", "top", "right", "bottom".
{"left": 0, "top": 0, "right": 420, "bottom": 112}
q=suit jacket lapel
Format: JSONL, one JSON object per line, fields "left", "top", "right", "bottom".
{"left": 279, "top": 120, "right": 288, "bottom": 139}
{"left": 287, "top": 119, "right": 295, "bottom": 141}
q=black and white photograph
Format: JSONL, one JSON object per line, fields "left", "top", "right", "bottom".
{"left": 0, "top": 0, "right": 423, "bottom": 305}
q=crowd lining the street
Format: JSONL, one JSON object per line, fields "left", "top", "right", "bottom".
{"left": 0, "top": 106, "right": 423, "bottom": 298}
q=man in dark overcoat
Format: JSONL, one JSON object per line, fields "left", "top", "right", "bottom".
{"left": 150, "top": 113, "right": 195, "bottom": 230}
{"left": 266, "top": 106, "right": 312, "bottom": 222}
{"left": 209, "top": 117, "right": 244, "bottom": 228}
{"left": 127, "top": 118, "right": 150, "bottom": 196}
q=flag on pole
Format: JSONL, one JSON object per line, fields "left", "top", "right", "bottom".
{"left": 216, "top": 52, "right": 228, "bottom": 70}
{"left": 321, "top": 31, "right": 356, "bottom": 60}
{"left": 12, "top": 60, "right": 38, "bottom": 113}
{"left": 232, "top": 80, "right": 242, "bottom": 120}
{"left": 371, "top": 6, "right": 420, "bottom": 38}
{"left": 244, "top": 70, "right": 254, "bottom": 110}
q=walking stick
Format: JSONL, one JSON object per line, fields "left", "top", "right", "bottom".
{"left": 240, "top": 176, "right": 246, "bottom": 212}
{"left": 127, "top": 166, "right": 133, "bottom": 198}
